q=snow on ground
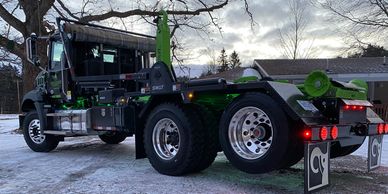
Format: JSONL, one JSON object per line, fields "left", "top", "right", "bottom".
{"left": 353, "top": 137, "right": 388, "bottom": 166}
{"left": 0, "top": 114, "right": 19, "bottom": 134}
{"left": 1, "top": 115, "right": 388, "bottom": 193}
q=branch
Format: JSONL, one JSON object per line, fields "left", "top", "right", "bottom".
{"left": 243, "top": 0, "right": 257, "bottom": 29}
{"left": 79, "top": 1, "right": 229, "bottom": 22}
{"left": 0, "top": 49, "right": 22, "bottom": 66}
{"left": 0, "top": 3, "right": 25, "bottom": 35}
{"left": 374, "top": 0, "right": 388, "bottom": 18}
{"left": 56, "top": 0, "right": 80, "bottom": 20}
{"left": 0, "top": 34, "right": 24, "bottom": 59}
{"left": 39, "top": 0, "right": 55, "bottom": 16}
{"left": 321, "top": 0, "right": 388, "bottom": 28}
{"left": 197, "top": 0, "right": 223, "bottom": 34}
{"left": 52, "top": 5, "right": 66, "bottom": 18}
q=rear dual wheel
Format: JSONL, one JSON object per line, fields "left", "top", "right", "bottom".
{"left": 219, "top": 93, "right": 296, "bottom": 173}
{"left": 190, "top": 105, "right": 219, "bottom": 172}
{"left": 144, "top": 103, "right": 208, "bottom": 176}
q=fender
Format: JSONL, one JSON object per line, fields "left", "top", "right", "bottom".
{"left": 22, "top": 89, "right": 44, "bottom": 105}
{"left": 21, "top": 88, "right": 47, "bottom": 132}
{"left": 263, "top": 81, "right": 328, "bottom": 125}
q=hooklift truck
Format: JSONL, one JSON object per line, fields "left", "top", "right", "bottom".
{"left": 20, "top": 11, "right": 387, "bottom": 192}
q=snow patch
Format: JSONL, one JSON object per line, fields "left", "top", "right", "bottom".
{"left": 352, "top": 136, "right": 388, "bottom": 167}
{"left": 0, "top": 114, "right": 19, "bottom": 134}
{"left": 242, "top": 68, "right": 261, "bottom": 78}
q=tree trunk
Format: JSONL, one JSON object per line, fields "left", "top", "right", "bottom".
{"left": 22, "top": 59, "right": 40, "bottom": 94}
{"left": 20, "top": 0, "right": 50, "bottom": 95}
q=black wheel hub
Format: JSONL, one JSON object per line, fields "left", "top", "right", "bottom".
{"left": 168, "top": 132, "right": 179, "bottom": 146}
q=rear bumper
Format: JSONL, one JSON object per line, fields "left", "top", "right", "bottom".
{"left": 307, "top": 123, "right": 384, "bottom": 142}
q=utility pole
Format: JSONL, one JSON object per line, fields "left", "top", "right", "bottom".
{"left": 1, "top": 96, "right": 5, "bottom": 114}
{"left": 16, "top": 80, "right": 21, "bottom": 113}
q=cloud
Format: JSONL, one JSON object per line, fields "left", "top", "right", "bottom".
{"left": 179, "top": 0, "right": 356, "bottom": 64}
{"left": 222, "top": 0, "right": 289, "bottom": 29}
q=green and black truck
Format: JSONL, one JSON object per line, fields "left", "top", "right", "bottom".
{"left": 20, "top": 11, "right": 387, "bottom": 192}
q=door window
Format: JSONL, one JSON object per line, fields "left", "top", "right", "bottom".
{"left": 51, "top": 42, "right": 64, "bottom": 70}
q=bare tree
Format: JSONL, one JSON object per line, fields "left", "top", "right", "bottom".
{"left": 313, "top": 0, "right": 388, "bottom": 51}
{"left": 315, "top": 0, "right": 388, "bottom": 31}
{"left": 278, "top": 0, "right": 314, "bottom": 59}
{"left": 200, "top": 47, "right": 218, "bottom": 77}
{"left": 201, "top": 63, "right": 218, "bottom": 77}
{"left": 0, "top": 0, "right": 254, "bottom": 94}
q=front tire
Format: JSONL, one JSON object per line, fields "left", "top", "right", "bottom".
{"left": 144, "top": 103, "right": 206, "bottom": 176}
{"left": 22, "top": 111, "right": 59, "bottom": 152}
{"left": 219, "top": 93, "right": 291, "bottom": 173}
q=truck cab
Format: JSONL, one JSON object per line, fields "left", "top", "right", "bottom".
{"left": 21, "top": 17, "right": 158, "bottom": 149}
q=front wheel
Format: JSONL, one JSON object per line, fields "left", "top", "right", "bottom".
{"left": 22, "top": 111, "right": 59, "bottom": 152}
{"left": 219, "top": 93, "right": 292, "bottom": 173}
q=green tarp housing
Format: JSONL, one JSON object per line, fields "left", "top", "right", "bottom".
{"left": 64, "top": 23, "right": 156, "bottom": 52}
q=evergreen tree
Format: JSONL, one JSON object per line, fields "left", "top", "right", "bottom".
{"left": 348, "top": 44, "right": 388, "bottom": 58}
{"left": 229, "top": 50, "right": 242, "bottom": 69}
{"left": 0, "top": 63, "right": 22, "bottom": 113}
{"left": 217, "top": 48, "right": 229, "bottom": 72}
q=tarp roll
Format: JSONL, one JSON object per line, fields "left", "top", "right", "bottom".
{"left": 64, "top": 23, "right": 156, "bottom": 52}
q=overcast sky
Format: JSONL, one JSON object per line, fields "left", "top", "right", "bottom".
{"left": 177, "top": 0, "right": 354, "bottom": 65}
{"left": 171, "top": 0, "right": 385, "bottom": 77}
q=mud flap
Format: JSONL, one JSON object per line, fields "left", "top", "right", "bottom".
{"left": 304, "top": 142, "right": 330, "bottom": 193}
{"left": 368, "top": 135, "right": 383, "bottom": 171}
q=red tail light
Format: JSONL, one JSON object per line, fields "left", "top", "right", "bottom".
{"left": 320, "top": 126, "right": 328, "bottom": 140}
{"left": 343, "top": 105, "right": 365, "bottom": 111}
{"left": 378, "top": 123, "right": 384, "bottom": 134}
{"left": 384, "top": 124, "right": 388, "bottom": 134}
{"left": 303, "top": 129, "right": 312, "bottom": 140}
{"left": 331, "top": 126, "right": 338, "bottom": 139}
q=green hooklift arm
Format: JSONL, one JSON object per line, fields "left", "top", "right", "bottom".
{"left": 298, "top": 70, "right": 368, "bottom": 100}
{"left": 156, "top": 10, "right": 172, "bottom": 70}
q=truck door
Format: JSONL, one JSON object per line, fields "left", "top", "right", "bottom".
{"left": 47, "top": 41, "right": 66, "bottom": 99}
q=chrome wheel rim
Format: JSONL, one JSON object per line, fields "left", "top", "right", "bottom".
{"left": 228, "top": 106, "right": 273, "bottom": 160}
{"left": 152, "top": 118, "right": 180, "bottom": 160}
{"left": 28, "top": 119, "right": 46, "bottom": 144}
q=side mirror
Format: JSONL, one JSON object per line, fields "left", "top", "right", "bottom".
{"left": 26, "top": 33, "right": 40, "bottom": 66}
